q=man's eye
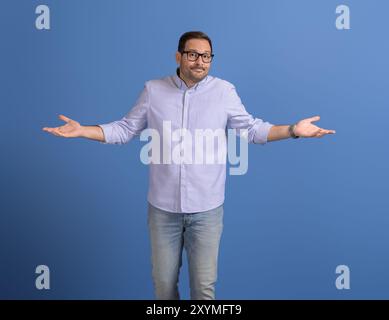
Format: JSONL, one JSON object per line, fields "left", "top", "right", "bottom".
{"left": 189, "top": 53, "right": 197, "bottom": 58}
{"left": 203, "top": 54, "right": 210, "bottom": 59}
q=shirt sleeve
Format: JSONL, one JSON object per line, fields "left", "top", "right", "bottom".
{"left": 98, "top": 84, "right": 149, "bottom": 145}
{"left": 225, "top": 85, "right": 273, "bottom": 145}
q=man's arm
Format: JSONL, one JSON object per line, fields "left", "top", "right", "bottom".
{"left": 267, "top": 116, "right": 336, "bottom": 142}
{"left": 267, "top": 125, "right": 292, "bottom": 142}
{"left": 80, "top": 125, "right": 105, "bottom": 142}
{"left": 43, "top": 84, "right": 150, "bottom": 144}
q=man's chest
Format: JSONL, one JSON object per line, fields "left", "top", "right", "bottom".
{"left": 147, "top": 90, "right": 227, "bottom": 131}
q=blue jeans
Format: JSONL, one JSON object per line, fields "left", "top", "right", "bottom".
{"left": 147, "top": 202, "right": 224, "bottom": 300}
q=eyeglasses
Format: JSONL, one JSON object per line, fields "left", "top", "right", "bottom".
{"left": 181, "top": 51, "right": 214, "bottom": 63}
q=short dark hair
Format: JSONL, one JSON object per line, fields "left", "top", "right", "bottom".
{"left": 178, "top": 31, "right": 213, "bottom": 53}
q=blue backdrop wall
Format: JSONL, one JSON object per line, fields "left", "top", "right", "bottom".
{"left": 1, "top": 0, "right": 388, "bottom": 299}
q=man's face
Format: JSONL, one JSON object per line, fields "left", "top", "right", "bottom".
{"left": 176, "top": 39, "right": 212, "bottom": 86}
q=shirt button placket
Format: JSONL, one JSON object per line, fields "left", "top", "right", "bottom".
{"left": 180, "top": 90, "right": 190, "bottom": 211}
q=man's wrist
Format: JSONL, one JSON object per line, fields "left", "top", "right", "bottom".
{"left": 79, "top": 125, "right": 87, "bottom": 138}
{"left": 288, "top": 124, "right": 299, "bottom": 139}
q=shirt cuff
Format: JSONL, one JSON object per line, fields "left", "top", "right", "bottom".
{"left": 253, "top": 122, "right": 274, "bottom": 145}
{"left": 98, "top": 124, "right": 112, "bottom": 144}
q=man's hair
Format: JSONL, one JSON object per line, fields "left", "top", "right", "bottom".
{"left": 178, "top": 31, "right": 213, "bottom": 53}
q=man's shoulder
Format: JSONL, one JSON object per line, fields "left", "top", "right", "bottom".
{"left": 144, "top": 76, "right": 174, "bottom": 88}
{"left": 209, "top": 76, "right": 235, "bottom": 89}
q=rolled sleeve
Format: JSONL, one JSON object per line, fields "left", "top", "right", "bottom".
{"left": 98, "top": 84, "right": 149, "bottom": 145}
{"left": 97, "top": 123, "right": 114, "bottom": 144}
{"left": 252, "top": 121, "right": 274, "bottom": 145}
{"left": 225, "top": 84, "right": 273, "bottom": 145}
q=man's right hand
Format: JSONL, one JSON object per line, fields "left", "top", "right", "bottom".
{"left": 42, "top": 115, "right": 105, "bottom": 142}
{"left": 42, "top": 114, "right": 84, "bottom": 138}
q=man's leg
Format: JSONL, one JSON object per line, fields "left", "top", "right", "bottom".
{"left": 147, "top": 203, "right": 184, "bottom": 300}
{"left": 183, "top": 204, "right": 224, "bottom": 300}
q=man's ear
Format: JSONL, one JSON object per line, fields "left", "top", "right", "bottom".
{"left": 175, "top": 51, "right": 181, "bottom": 65}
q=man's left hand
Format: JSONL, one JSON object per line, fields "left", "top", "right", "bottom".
{"left": 294, "top": 116, "right": 336, "bottom": 138}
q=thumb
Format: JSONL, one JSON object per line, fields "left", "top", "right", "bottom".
{"left": 58, "top": 114, "right": 72, "bottom": 123}
{"left": 307, "top": 115, "right": 320, "bottom": 123}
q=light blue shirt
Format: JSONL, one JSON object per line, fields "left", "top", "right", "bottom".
{"left": 99, "top": 72, "right": 274, "bottom": 213}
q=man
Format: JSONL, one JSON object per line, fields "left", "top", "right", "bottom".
{"left": 43, "top": 31, "right": 335, "bottom": 300}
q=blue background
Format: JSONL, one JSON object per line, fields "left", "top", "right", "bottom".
{"left": 1, "top": 0, "right": 388, "bottom": 299}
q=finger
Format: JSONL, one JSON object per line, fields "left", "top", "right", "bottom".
{"left": 317, "top": 130, "right": 335, "bottom": 138}
{"left": 311, "top": 128, "right": 321, "bottom": 136}
{"left": 49, "top": 129, "right": 60, "bottom": 136}
{"left": 58, "top": 114, "right": 72, "bottom": 123}
{"left": 46, "top": 127, "right": 63, "bottom": 137}
{"left": 319, "top": 129, "right": 336, "bottom": 134}
{"left": 54, "top": 128, "right": 65, "bottom": 137}
{"left": 42, "top": 127, "right": 57, "bottom": 133}
{"left": 42, "top": 127, "right": 62, "bottom": 137}
{"left": 317, "top": 128, "right": 336, "bottom": 135}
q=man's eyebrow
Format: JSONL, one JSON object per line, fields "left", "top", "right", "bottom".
{"left": 185, "top": 49, "right": 211, "bottom": 53}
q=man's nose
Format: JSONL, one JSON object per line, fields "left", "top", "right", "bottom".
{"left": 194, "top": 57, "right": 204, "bottom": 67}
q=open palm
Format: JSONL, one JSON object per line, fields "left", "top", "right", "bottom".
{"left": 294, "top": 116, "right": 336, "bottom": 138}
{"left": 42, "top": 115, "right": 83, "bottom": 138}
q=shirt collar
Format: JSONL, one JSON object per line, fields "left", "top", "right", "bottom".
{"left": 172, "top": 68, "right": 209, "bottom": 91}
